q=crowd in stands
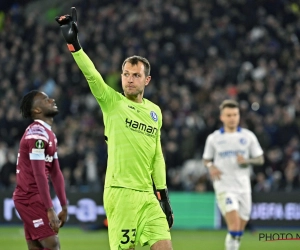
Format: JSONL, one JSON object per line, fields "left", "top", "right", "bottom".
{"left": 0, "top": 0, "right": 300, "bottom": 193}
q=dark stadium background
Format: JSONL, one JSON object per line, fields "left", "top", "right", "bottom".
{"left": 0, "top": 1, "right": 300, "bottom": 249}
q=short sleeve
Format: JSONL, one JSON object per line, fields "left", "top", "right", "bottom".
{"left": 203, "top": 134, "right": 215, "bottom": 160}
{"left": 25, "top": 124, "right": 49, "bottom": 161}
{"left": 249, "top": 132, "right": 263, "bottom": 158}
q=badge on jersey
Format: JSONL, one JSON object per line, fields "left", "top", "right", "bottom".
{"left": 226, "top": 197, "right": 232, "bottom": 205}
{"left": 150, "top": 111, "right": 158, "bottom": 122}
{"left": 239, "top": 138, "right": 247, "bottom": 145}
{"left": 35, "top": 139, "right": 45, "bottom": 149}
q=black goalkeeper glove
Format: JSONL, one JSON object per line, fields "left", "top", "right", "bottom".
{"left": 156, "top": 189, "right": 174, "bottom": 228}
{"left": 55, "top": 7, "right": 81, "bottom": 52}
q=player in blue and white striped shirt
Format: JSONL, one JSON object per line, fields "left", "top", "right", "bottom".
{"left": 203, "top": 100, "right": 264, "bottom": 250}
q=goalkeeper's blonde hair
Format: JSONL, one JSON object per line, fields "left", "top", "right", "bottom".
{"left": 122, "top": 55, "right": 151, "bottom": 76}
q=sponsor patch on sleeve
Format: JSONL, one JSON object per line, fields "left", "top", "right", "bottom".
{"left": 32, "top": 148, "right": 45, "bottom": 154}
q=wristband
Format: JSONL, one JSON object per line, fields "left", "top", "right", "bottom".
{"left": 156, "top": 189, "right": 168, "bottom": 200}
{"left": 67, "top": 40, "right": 81, "bottom": 52}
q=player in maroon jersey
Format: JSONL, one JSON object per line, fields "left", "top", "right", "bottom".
{"left": 13, "top": 90, "right": 68, "bottom": 250}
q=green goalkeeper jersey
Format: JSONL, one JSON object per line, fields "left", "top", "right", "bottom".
{"left": 72, "top": 49, "right": 166, "bottom": 191}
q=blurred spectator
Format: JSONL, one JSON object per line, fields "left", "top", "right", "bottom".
{"left": 253, "top": 172, "right": 271, "bottom": 193}
{"left": 180, "top": 159, "right": 207, "bottom": 191}
{"left": 279, "top": 159, "right": 300, "bottom": 192}
{"left": 0, "top": 148, "right": 16, "bottom": 190}
{"left": 1, "top": 0, "right": 300, "bottom": 192}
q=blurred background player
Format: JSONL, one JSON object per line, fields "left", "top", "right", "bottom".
{"left": 202, "top": 100, "right": 264, "bottom": 250}
{"left": 13, "top": 90, "right": 68, "bottom": 250}
{"left": 55, "top": 7, "right": 173, "bottom": 250}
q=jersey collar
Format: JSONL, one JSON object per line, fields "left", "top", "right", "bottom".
{"left": 34, "top": 119, "right": 52, "bottom": 130}
{"left": 219, "top": 126, "right": 241, "bottom": 134}
{"left": 123, "top": 93, "right": 145, "bottom": 104}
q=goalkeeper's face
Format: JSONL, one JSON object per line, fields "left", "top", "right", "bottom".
{"left": 121, "top": 62, "right": 151, "bottom": 100}
{"left": 220, "top": 107, "right": 240, "bottom": 131}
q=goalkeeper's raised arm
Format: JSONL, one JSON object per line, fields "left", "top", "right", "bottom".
{"left": 56, "top": 7, "right": 174, "bottom": 250}
{"left": 55, "top": 8, "right": 111, "bottom": 105}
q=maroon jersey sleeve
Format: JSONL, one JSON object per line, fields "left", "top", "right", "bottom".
{"left": 26, "top": 125, "right": 53, "bottom": 209}
{"left": 30, "top": 158, "right": 53, "bottom": 209}
{"left": 50, "top": 157, "right": 67, "bottom": 207}
{"left": 14, "top": 121, "right": 67, "bottom": 210}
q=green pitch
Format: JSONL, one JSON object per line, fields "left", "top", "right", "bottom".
{"left": 0, "top": 226, "right": 299, "bottom": 249}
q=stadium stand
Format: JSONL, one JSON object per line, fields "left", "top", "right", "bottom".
{"left": 0, "top": 0, "right": 300, "bottom": 194}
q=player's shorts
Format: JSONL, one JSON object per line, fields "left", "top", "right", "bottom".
{"left": 216, "top": 192, "right": 251, "bottom": 221}
{"left": 104, "top": 187, "right": 171, "bottom": 249}
{"left": 14, "top": 199, "right": 56, "bottom": 241}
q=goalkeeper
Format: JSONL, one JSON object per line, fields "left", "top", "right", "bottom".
{"left": 56, "top": 7, "right": 173, "bottom": 250}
